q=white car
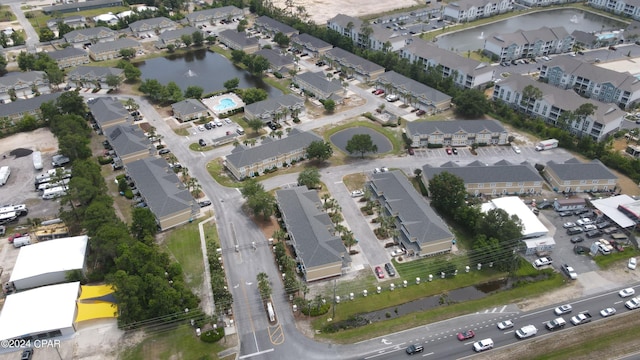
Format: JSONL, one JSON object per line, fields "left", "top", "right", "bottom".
{"left": 534, "top": 257, "right": 553, "bottom": 267}
{"left": 619, "top": 288, "right": 635, "bottom": 298}
{"left": 629, "top": 257, "right": 637, "bottom": 270}
{"left": 497, "top": 320, "right": 514, "bottom": 330}
{"left": 625, "top": 297, "right": 640, "bottom": 309}
{"left": 600, "top": 307, "right": 616, "bottom": 317}
{"left": 350, "top": 190, "right": 364, "bottom": 198}
{"left": 512, "top": 146, "right": 521, "bottom": 154}
{"left": 554, "top": 304, "right": 573, "bottom": 315}
{"left": 562, "top": 222, "right": 576, "bottom": 229}
{"left": 473, "top": 338, "right": 494, "bottom": 352}
{"left": 582, "top": 224, "right": 597, "bottom": 231}
{"left": 576, "top": 218, "right": 592, "bottom": 226}
{"left": 197, "top": 125, "right": 205, "bottom": 132}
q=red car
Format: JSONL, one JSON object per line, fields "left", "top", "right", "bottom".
{"left": 457, "top": 330, "right": 475, "bottom": 341}
{"left": 446, "top": 148, "right": 453, "bottom": 155}
{"left": 416, "top": 110, "right": 426, "bottom": 116}
{"left": 373, "top": 89, "right": 385, "bottom": 95}
{"left": 8, "top": 233, "right": 27, "bottom": 244}
{"left": 375, "top": 266, "right": 385, "bottom": 279}
{"left": 408, "top": 148, "right": 414, "bottom": 155}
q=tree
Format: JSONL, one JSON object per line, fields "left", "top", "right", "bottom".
{"left": 237, "top": 19, "right": 248, "bottom": 32}
{"left": 119, "top": 48, "right": 136, "bottom": 59}
{"left": 106, "top": 74, "right": 121, "bottom": 89}
{"left": 122, "top": 63, "right": 141, "bottom": 81}
{"left": 165, "top": 81, "right": 183, "bottom": 103}
{"left": 240, "top": 88, "right": 268, "bottom": 104}
{"left": 17, "top": 51, "right": 36, "bottom": 71}
{"left": 191, "top": 31, "right": 204, "bottom": 46}
{"left": 56, "top": 91, "right": 86, "bottom": 116}
{"left": 45, "top": 65, "right": 64, "bottom": 88}
{"left": 0, "top": 53, "right": 6, "bottom": 76}
{"left": 180, "top": 34, "right": 192, "bottom": 47}
{"left": 521, "top": 84, "right": 543, "bottom": 114}
{"left": 231, "top": 49, "right": 246, "bottom": 64}
{"left": 428, "top": 172, "right": 466, "bottom": 218}
{"left": 297, "top": 167, "right": 320, "bottom": 189}
{"left": 342, "top": 230, "right": 357, "bottom": 251}
{"left": 305, "top": 140, "right": 333, "bottom": 162}
{"left": 243, "top": 54, "right": 270, "bottom": 76}
{"left": 345, "top": 134, "right": 378, "bottom": 158}
{"left": 453, "top": 89, "right": 490, "bottom": 118}
{"left": 273, "top": 32, "right": 290, "bottom": 48}
{"left": 184, "top": 86, "right": 204, "bottom": 99}
{"left": 240, "top": 178, "right": 264, "bottom": 198}
{"left": 247, "top": 118, "right": 264, "bottom": 134}
{"left": 475, "top": 208, "right": 523, "bottom": 243}
{"left": 323, "top": 99, "right": 336, "bottom": 113}
{"left": 139, "top": 79, "right": 164, "bottom": 102}
{"left": 246, "top": 190, "right": 276, "bottom": 219}
{"left": 257, "top": 272, "right": 271, "bottom": 300}
{"left": 39, "top": 28, "right": 55, "bottom": 42}
{"left": 223, "top": 77, "right": 240, "bottom": 92}
{"left": 130, "top": 207, "right": 157, "bottom": 243}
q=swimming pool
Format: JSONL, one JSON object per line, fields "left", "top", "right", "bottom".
{"left": 214, "top": 98, "right": 237, "bottom": 112}
{"left": 597, "top": 33, "right": 616, "bottom": 40}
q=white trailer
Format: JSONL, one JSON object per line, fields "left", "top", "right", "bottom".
{"left": 0, "top": 166, "right": 10, "bottom": 186}
{"left": 535, "top": 139, "right": 559, "bottom": 151}
{"left": 0, "top": 204, "right": 27, "bottom": 217}
{"left": 37, "top": 178, "right": 70, "bottom": 191}
{"left": 32, "top": 151, "right": 43, "bottom": 170}
{"left": 42, "top": 186, "right": 67, "bottom": 200}
{"left": 12, "top": 235, "right": 31, "bottom": 248}
{"left": 0, "top": 211, "right": 17, "bottom": 225}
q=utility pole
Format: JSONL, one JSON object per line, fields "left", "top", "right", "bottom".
{"left": 332, "top": 279, "right": 336, "bottom": 319}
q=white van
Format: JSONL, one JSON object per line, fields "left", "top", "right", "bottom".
{"left": 13, "top": 235, "right": 31, "bottom": 248}
{"left": 214, "top": 119, "right": 223, "bottom": 127}
{"left": 42, "top": 186, "right": 67, "bottom": 200}
{"left": 515, "top": 325, "right": 538, "bottom": 339}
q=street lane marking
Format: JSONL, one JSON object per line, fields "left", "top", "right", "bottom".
{"left": 423, "top": 352, "right": 434, "bottom": 357}
{"left": 238, "top": 348, "right": 274, "bottom": 359}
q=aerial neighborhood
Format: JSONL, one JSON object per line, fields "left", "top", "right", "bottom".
{"left": 3, "top": 0, "right": 640, "bottom": 358}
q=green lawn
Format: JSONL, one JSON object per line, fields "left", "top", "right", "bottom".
{"left": 164, "top": 222, "right": 205, "bottom": 289}
{"left": 0, "top": 6, "right": 16, "bottom": 21}
{"left": 26, "top": 7, "right": 129, "bottom": 31}
{"left": 121, "top": 324, "right": 227, "bottom": 360}
{"left": 594, "top": 247, "right": 640, "bottom": 269}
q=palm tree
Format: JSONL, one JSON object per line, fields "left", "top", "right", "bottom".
{"left": 322, "top": 193, "right": 331, "bottom": 204}
{"left": 249, "top": 139, "right": 257, "bottom": 147}
{"left": 275, "top": 130, "right": 283, "bottom": 139}
{"left": 272, "top": 229, "right": 287, "bottom": 242}
{"left": 125, "top": 98, "right": 139, "bottom": 111}
{"left": 342, "top": 230, "right": 357, "bottom": 251}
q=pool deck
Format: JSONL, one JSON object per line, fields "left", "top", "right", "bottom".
{"left": 202, "top": 93, "right": 245, "bottom": 116}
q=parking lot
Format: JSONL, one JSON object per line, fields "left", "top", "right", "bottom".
{"left": 409, "top": 144, "right": 556, "bottom": 160}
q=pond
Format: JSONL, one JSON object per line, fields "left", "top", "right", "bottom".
{"left": 435, "top": 8, "right": 627, "bottom": 53}
{"left": 330, "top": 127, "right": 393, "bottom": 156}
{"left": 135, "top": 49, "right": 282, "bottom": 96}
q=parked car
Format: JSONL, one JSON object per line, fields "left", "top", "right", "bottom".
{"left": 457, "top": 330, "right": 475, "bottom": 341}
{"left": 416, "top": 109, "right": 426, "bottom": 116}
{"left": 406, "top": 344, "right": 424, "bottom": 355}
{"left": 570, "top": 236, "right": 584, "bottom": 244}
{"left": 582, "top": 224, "right": 597, "bottom": 231}
{"left": 586, "top": 230, "right": 602, "bottom": 238}
{"left": 204, "top": 122, "right": 212, "bottom": 130}
{"left": 350, "top": 190, "right": 364, "bottom": 198}
{"left": 534, "top": 257, "right": 552, "bottom": 267}
{"left": 375, "top": 266, "right": 385, "bottom": 279}
{"left": 558, "top": 211, "right": 572, "bottom": 217}
{"left": 199, "top": 200, "right": 212, "bottom": 208}
{"left": 452, "top": 148, "right": 458, "bottom": 155}
{"left": 497, "top": 320, "right": 514, "bottom": 330}
{"left": 563, "top": 222, "right": 576, "bottom": 229}
{"left": 562, "top": 264, "right": 577, "bottom": 279}
{"left": 554, "top": 304, "right": 573, "bottom": 315}
{"left": 373, "top": 89, "right": 385, "bottom": 95}
{"left": 629, "top": 257, "right": 637, "bottom": 270}
{"left": 512, "top": 145, "right": 521, "bottom": 154}
{"left": 199, "top": 139, "right": 207, "bottom": 147}
{"left": 574, "top": 208, "right": 589, "bottom": 216}
{"left": 446, "top": 148, "right": 453, "bottom": 155}
{"left": 619, "top": 288, "right": 635, "bottom": 298}
{"left": 197, "top": 125, "right": 206, "bottom": 132}
{"left": 158, "top": 149, "right": 171, "bottom": 155}
{"left": 408, "top": 148, "right": 415, "bottom": 155}
{"left": 536, "top": 202, "right": 553, "bottom": 210}
{"left": 384, "top": 262, "right": 396, "bottom": 277}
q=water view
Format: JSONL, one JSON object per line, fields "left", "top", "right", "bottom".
{"left": 435, "top": 9, "right": 627, "bottom": 53}
{"left": 136, "top": 49, "right": 282, "bottom": 96}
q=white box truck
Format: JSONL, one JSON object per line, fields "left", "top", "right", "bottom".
{"left": 42, "top": 186, "right": 67, "bottom": 200}
{"left": 32, "top": 151, "right": 43, "bottom": 170}
{"left": 535, "top": 139, "right": 559, "bottom": 151}
{"left": 0, "top": 166, "right": 10, "bottom": 186}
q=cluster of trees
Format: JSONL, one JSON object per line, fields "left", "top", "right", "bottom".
{"left": 427, "top": 172, "right": 523, "bottom": 272}
{"left": 166, "top": 31, "right": 207, "bottom": 52}
{"left": 305, "top": 140, "right": 333, "bottom": 162}
{"left": 240, "top": 179, "right": 276, "bottom": 219}
{"left": 42, "top": 91, "right": 199, "bottom": 326}
{"left": 0, "top": 53, "right": 6, "bottom": 76}
{"left": 0, "top": 30, "right": 25, "bottom": 48}
{"left": 230, "top": 50, "right": 271, "bottom": 76}
{"left": 206, "top": 235, "right": 233, "bottom": 314}
{"left": 15, "top": 52, "right": 64, "bottom": 92}
{"left": 139, "top": 79, "right": 205, "bottom": 104}
{"left": 271, "top": 236, "right": 302, "bottom": 295}
{"left": 115, "top": 59, "right": 142, "bottom": 82}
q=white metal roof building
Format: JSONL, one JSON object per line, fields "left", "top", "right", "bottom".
{"left": 591, "top": 194, "right": 637, "bottom": 228}
{"left": 481, "top": 197, "right": 548, "bottom": 238}
{"left": 0, "top": 282, "right": 80, "bottom": 344}
{"left": 9, "top": 236, "right": 88, "bottom": 290}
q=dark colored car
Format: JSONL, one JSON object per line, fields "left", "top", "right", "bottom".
{"left": 536, "top": 202, "right": 553, "bottom": 210}
{"left": 574, "top": 208, "right": 589, "bottom": 216}
{"left": 384, "top": 262, "right": 396, "bottom": 277}
{"left": 158, "top": 149, "right": 171, "bottom": 155}
{"left": 597, "top": 221, "right": 611, "bottom": 229}
{"left": 406, "top": 344, "right": 424, "bottom": 355}
{"left": 558, "top": 211, "right": 572, "bottom": 217}
{"left": 21, "top": 348, "right": 33, "bottom": 360}
{"left": 199, "top": 200, "right": 212, "bottom": 207}
{"left": 570, "top": 236, "right": 584, "bottom": 244}
{"left": 586, "top": 230, "right": 602, "bottom": 238}
{"left": 416, "top": 109, "right": 426, "bottom": 116}
{"left": 204, "top": 122, "right": 212, "bottom": 130}
{"left": 408, "top": 148, "right": 415, "bottom": 155}
{"left": 452, "top": 148, "right": 458, "bottom": 155}
{"left": 199, "top": 139, "right": 207, "bottom": 147}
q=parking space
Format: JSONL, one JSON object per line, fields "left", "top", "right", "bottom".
{"left": 409, "top": 145, "right": 540, "bottom": 159}
{"left": 185, "top": 118, "right": 238, "bottom": 144}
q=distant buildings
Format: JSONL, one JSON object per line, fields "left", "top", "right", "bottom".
{"left": 323, "top": 47, "right": 385, "bottom": 82}
{"left": 483, "top": 26, "right": 575, "bottom": 61}
{"left": 63, "top": 27, "right": 118, "bottom": 48}
{"left": 48, "top": 47, "right": 90, "bottom": 69}
{"left": 294, "top": 71, "right": 344, "bottom": 103}
{"left": 88, "top": 97, "right": 130, "bottom": 130}
{"left": 291, "top": 33, "right": 333, "bottom": 57}
{"left": 185, "top": 6, "right": 244, "bottom": 27}
{"left": 406, "top": 120, "right": 508, "bottom": 147}
{"left": 105, "top": 125, "right": 152, "bottom": 164}
{"left": 326, "top": 14, "right": 411, "bottom": 52}
{"left": 443, "top": 0, "right": 512, "bottom": 23}
{"left": 0, "top": 71, "right": 50, "bottom": 103}
{"left": 43, "top": 0, "right": 123, "bottom": 14}
{"left": 89, "top": 38, "right": 142, "bottom": 61}
{"left": 0, "top": 93, "right": 61, "bottom": 122}
{"left": 244, "top": 94, "right": 305, "bottom": 124}
{"left": 589, "top": 0, "right": 640, "bottom": 21}
{"left": 67, "top": 66, "right": 124, "bottom": 89}
{"left": 129, "top": 17, "right": 177, "bottom": 38}
{"left": 217, "top": 30, "right": 260, "bottom": 53}
{"left": 544, "top": 158, "right": 618, "bottom": 193}
{"left": 254, "top": 16, "right": 299, "bottom": 37}
{"left": 155, "top": 27, "right": 202, "bottom": 49}
{"left": 376, "top": 71, "right": 452, "bottom": 114}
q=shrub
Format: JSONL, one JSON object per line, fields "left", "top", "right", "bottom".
{"left": 293, "top": 117, "right": 300, "bottom": 123}
{"left": 274, "top": 72, "right": 283, "bottom": 79}
{"left": 362, "top": 112, "right": 376, "bottom": 121}
{"left": 98, "top": 156, "right": 112, "bottom": 165}
{"left": 299, "top": 301, "right": 331, "bottom": 316}
{"left": 427, "top": 143, "right": 443, "bottom": 149}
{"left": 200, "top": 327, "right": 225, "bottom": 343}
{"left": 124, "top": 189, "right": 134, "bottom": 199}
{"left": 156, "top": 144, "right": 165, "bottom": 150}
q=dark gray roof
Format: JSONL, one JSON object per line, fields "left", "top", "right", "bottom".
{"left": 47, "top": 15, "right": 86, "bottom": 28}
{"left": 571, "top": 30, "right": 597, "bottom": 45}
{"left": 407, "top": 119, "right": 506, "bottom": 136}
{"left": 126, "top": 157, "right": 194, "bottom": 218}
{"left": 244, "top": 94, "right": 304, "bottom": 118}
{"left": 158, "top": 27, "right": 201, "bottom": 42}
{"left": 88, "top": 97, "right": 129, "bottom": 127}
{"left": 422, "top": 160, "right": 542, "bottom": 184}
{"left": 218, "top": 29, "right": 259, "bottom": 48}
{"left": 276, "top": 186, "right": 345, "bottom": 269}
{"left": 68, "top": 66, "right": 123, "bottom": 80}
{"left": 255, "top": 16, "right": 298, "bottom": 35}
{"left": 487, "top": 26, "right": 571, "bottom": 48}
{"left": 48, "top": 47, "right": 88, "bottom": 61}
{"left": 546, "top": 158, "right": 617, "bottom": 181}
{"left": 377, "top": 70, "right": 451, "bottom": 105}
{"left": 90, "top": 38, "right": 141, "bottom": 54}
{"left": 294, "top": 71, "right": 342, "bottom": 94}
{"left": 129, "top": 17, "right": 175, "bottom": 32}
{"left": 185, "top": 6, "right": 243, "bottom": 22}
{"left": 255, "top": 48, "right": 294, "bottom": 69}
{"left": 226, "top": 129, "right": 321, "bottom": 168}
{"left": 171, "top": 99, "right": 208, "bottom": 115}
{"left": 369, "top": 170, "right": 453, "bottom": 246}
{"left": 106, "top": 125, "right": 151, "bottom": 158}
{"left": 0, "top": 93, "right": 61, "bottom": 118}
{"left": 401, "top": 38, "right": 493, "bottom": 77}
{"left": 63, "top": 27, "right": 116, "bottom": 42}
{"left": 43, "top": 0, "right": 123, "bottom": 13}
{"left": 325, "top": 47, "right": 384, "bottom": 74}
{"left": 0, "top": 71, "right": 47, "bottom": 89}
{"left": 291, "top": 33, "right": 332, "bottom": 51}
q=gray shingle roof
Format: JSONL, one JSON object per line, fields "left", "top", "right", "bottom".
{"left": 446, "top": 0, "right": 498, "bottom": 11}
{"left": 157, "top": 27, "right": 200, "bottom": 42}
{"left": 255, "top": 16, "right": 298, "bottom": 35}
{"left": 294, "top": 71, "right": 342, "bottom": 95}
{"left": 498, "top": 74, "right": 625, "bottom": 126}
{"left": 126, "top": 157, "right": 195, "bottom": 218}
{"left": 327, "top": 14, "right": 363, "bottom": 30}
{"left": 276, "top": 186, "right": 345, "bottom": 269}
{"left": 407, "top": 120, "right": 505, "bottom": 136}
{"left": 543, "top": 56, "right": 640, "bottom": 92}
{"left": 48, "top": 47, "right": 88, "bottom": 61}
{"left": 43, "top": 0, "right": 123, "bottom": 13}
{"left": 129, "top": 17, "right": 175, "bottom": 32}
{"left": 88, "top": 97, "right": 129, "bottom": 127}
{"left": 369, "top": 171, "right": 453, "bottom": 246}
{"left": 185, "top": 5, "right": 243, "bottom": 22}
{"left": 487, "top": 26, "right": 570, "bottom": 48}
{"left": 90, "top": 38, "right": 141, "bottom": 54}
{"left": 106, "top": 125, "right": 151, "bottom": 158}
{"left": 171, "top": 99, "right": 208, "bottom": 116}
{"left": 67, "top": 66, "right": 123, "bottom": 80}
{"left": 254, "top": 48, "right": 295, "bottom": 69}
{"left": 63, "top": 26, "right": 116, "bottom": 42}
{"left": 244, "top": 94, "right": 304, "bottom": 119}
{"left": 218, "top": 29, "right": 259, "bottom": 48}
{"left": 226, "top": 129, "right": 321, "bottom": 168}
{"left": 291, "top": 33, "right": 332, "bottom": 51}
{"left": 546, "top": 158, "right": 617, "bottom": 181}
{"left": 0, "top": 93, "right": 61, "bottom": 118}
{"left": 377, "top": 70, "right": 451, "bottom": 105}
{"left": 401, "top": 38, "right": 493, "bottom": 77}
{"left": 325, "top": 47, "right": 384, "bottom": 74}
{"left": 422, "top": 160, "right": 542, "bottom": 184}
{"left": 0, "top": 71, "right": 47, "bottom": 89}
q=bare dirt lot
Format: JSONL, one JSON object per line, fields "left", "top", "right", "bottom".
{"left": 271, "top": 0, "right": 422, "bottom": 24}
